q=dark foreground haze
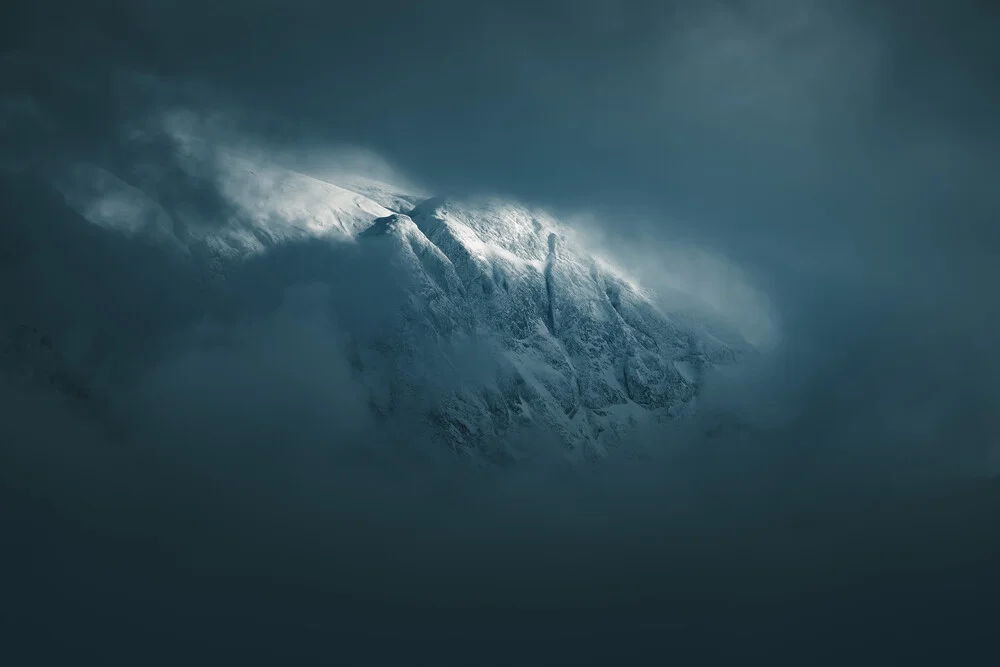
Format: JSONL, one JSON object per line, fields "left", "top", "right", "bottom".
{"left": 4, "top": 360, "right": 1000, "bottom": 664}
{"left": 3, "top": 0, "right": 1000, "bottom": 664}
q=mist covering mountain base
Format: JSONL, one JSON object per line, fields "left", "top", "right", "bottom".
{"left": 1, "top": 126, "right": 753, "bottom": 466}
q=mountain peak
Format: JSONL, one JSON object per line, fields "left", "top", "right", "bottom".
{"left": 359, "top": 212, "right": 416, "bottom": 238}
{"left": 348, "top": 191, "right": 748, "bottom": 460}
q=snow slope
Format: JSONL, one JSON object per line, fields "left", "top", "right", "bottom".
{"left": 352, "top": 197, "right": 748, "bottom": 462}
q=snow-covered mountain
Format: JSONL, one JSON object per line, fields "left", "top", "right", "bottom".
{"left": 354, "top": 197, "right": 747, "bottom": 462}
{"left": 1, "top": 129, "right": 751, "bottom": 463}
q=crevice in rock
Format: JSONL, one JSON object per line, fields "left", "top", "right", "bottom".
{"left": 543, "top": 232, "right": 558, "bottom": 336}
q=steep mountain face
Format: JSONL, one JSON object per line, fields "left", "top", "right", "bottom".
{"left": 1, "top": 139, "right": 750, "bottom": 463}
{"left": 354, "top": 198, "right": 745, "bottom": 461}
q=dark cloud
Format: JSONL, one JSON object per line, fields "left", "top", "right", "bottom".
{"left": 3, "top": 1, "right": 1000, "bottom": 661}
